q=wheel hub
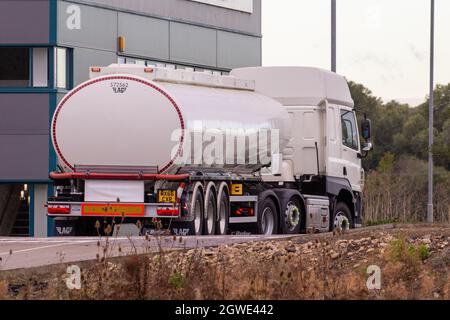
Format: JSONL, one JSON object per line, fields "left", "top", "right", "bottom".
{"left": 334, "top": 212, "right": 350, "bottom": 231}
{"left": 285, "top": 202, "right": 300, "bottom": 231}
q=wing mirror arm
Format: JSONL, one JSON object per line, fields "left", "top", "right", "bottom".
{"left": 359, "top": 113, "right": 373, "bottom": 158}
{"left": 358, "top": 142, "right": 373, "bottom": 159}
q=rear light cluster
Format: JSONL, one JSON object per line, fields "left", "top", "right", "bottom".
{"left": 47, "top": 204, "right": 70, "bottom": 214}
{"left": 235, "top": 207, "right": 255, "bottom": 216}
{"left": 156, "top": 208, "right": 179, "bottom": 217}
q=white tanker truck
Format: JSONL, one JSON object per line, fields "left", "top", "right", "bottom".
{"left": 47, "top": 64, "right": 373, "bottom": 236}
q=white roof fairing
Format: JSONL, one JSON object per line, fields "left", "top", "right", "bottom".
{"left": 230, "top": 66, "right": 354, "bottom": 108}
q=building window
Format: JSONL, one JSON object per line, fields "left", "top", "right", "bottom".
{"left": 32, "top": 48, "right": 48, "bottom": 87}
{"left": 341, "top": 110, "right": 359, "bottom": 150}
{"left": 55, "top": 48, "right": 68, "bottom": 89}
{"left": 0, "top": 48, "right": 30, "bottom": 87}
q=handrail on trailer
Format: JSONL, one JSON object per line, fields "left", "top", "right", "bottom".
{"left": 49, "top": 172, "right": 190, "bottom": 181}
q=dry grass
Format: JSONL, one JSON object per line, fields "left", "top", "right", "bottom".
{"left": 0, "top": 227, "right": 449, "bottom": 300}
{"left": 364, "top": 171, "right": 450, "bottom": 224}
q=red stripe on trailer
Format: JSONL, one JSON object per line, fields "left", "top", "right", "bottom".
{"left": 50, "top": 172, "right": 189, "bottom": 181}
{"left": 52, "top": 75, "right": 185, "bottom": 173}
{"left": 47, "top": 206, "right": 70, "bottom": 214}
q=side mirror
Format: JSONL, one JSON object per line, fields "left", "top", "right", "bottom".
{"left": 361, "top": 118, "right": 372, "bottom": 141}
{"left": 362, "top": 142, "right": 373, "bottom": 152}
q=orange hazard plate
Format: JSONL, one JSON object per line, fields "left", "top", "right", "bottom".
{"left": 82, "top": 204, "right": 145, "bottom": 217}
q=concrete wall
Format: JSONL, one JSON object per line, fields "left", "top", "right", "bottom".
{"left": 217, "top": 31, "right": 261, "bottom": 69}
{"left": 0, "top": 0, "right": 50, "bottom": 44}
{"left": 0, "top": 94, "right": 50, "bottom": 181}
{"left": 73, "top": 48, "right": 117, "bottom": 86}
{"left": 58, "top": 3, "right": 117, "bottom": 51}
{"left": 58, "top": 0, "right": 262, "bottom": 85}
{"left": 65, "top": 0, "right": 261, "bottom": 35}
{"left": 118, "top": 13, "right": 169, "bottom": 60}
{"left": 170, "top": 22, "right": 217, "bottom": 67}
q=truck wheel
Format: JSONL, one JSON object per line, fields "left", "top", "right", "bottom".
{"left": 204, "top": 182, "right": 217, "bottom": 236}
{"left": 281, "top": 197, "right": 303, "bottom": 234}
{"left": 189, "top": 186, "right": 204, "bottom": 235}
{"left": 333, "top": 202, "right": 353, "bottom": 231}
{"left": 257, "top": 198, "right": 278, "bottom": 236}
{"left": 216, "top": 186, "right": 229, "bottom": 235}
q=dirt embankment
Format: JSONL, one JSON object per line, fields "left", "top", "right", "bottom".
{"left": 1, "top": 225, "right": 449, "bottom": 300}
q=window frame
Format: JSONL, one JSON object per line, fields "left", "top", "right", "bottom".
{"left": 55, "top": 47, "right": 68, "bottom": 89}
{"left": 340, "top": 109, "right": 360, "bottom": 151}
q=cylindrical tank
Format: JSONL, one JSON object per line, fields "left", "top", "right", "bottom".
{"left": 51, "top": 73, "right": 291, "bottom": 174}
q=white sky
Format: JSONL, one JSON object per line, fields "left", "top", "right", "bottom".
{"left": 262, "top": 0, "right": 450, "bottom": 106}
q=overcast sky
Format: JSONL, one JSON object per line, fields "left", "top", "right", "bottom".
{"left": 262, "top": 0, "right": 450, "bottom": 106}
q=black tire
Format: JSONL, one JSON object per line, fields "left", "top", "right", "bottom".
{"left": 204, "top": 185, "right": 217, "bottom": 236}
{"left": 188, "top": 187, "right": 204, "bottom": 235}
{"left": 332, "top": 202, "right": 353, "bottom": 231}
{"left": 216, "top": 189, "right": 230, "bottom": 235}
{"left": 280, "top": 197, "right": 303, "bottom": 235}
{"left": 257, "top": 198, "right": 279, "bottom": 235}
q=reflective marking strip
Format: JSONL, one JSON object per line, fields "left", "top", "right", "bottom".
{"left": 230, "top": 216, "right": 258, "bottom": 224}
{"left": 230, "top": 196, "right": 258, "bottom": 202}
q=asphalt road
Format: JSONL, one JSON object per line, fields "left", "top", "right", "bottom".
{"left": 0, "top": 224, "right": 400, "bottom": 271}
{"left": 0, "top": 235, "right": 296, "bottom": 271}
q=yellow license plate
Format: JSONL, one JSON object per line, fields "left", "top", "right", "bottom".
{"left": 158, "top": 190, "right": 176, "bottom": 203}
{"left": 82, "top": 204, "right": 145, "bottom": 217}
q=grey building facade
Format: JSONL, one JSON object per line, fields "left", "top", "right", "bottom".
{"left": 0, "top": 0, "right": 262, "bottom": 237}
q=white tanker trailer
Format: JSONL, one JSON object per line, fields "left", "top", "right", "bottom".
{"left": 47, "top": 65, "right": 373, "bottom": 236}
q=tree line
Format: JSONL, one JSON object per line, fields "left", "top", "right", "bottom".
{"left": 349, "top": 81, "right": 450, "bottom": 223}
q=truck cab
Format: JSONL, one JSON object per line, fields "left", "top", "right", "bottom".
{"left": 232, "top": 67, "right": 372, "bottom": 229}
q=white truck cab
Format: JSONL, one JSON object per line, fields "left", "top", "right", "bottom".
{"left": 232, "top": 67, "right": 368, "bottom": 193}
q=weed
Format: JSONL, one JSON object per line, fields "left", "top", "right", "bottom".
{"left": 168, "top": 272, "right": 187, "bottom": 289}
{"left": 418, "top": 244, "right": 430, "bottom": 261}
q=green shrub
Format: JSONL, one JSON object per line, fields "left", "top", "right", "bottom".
{"left": 168, "top": 272, "right": 187, "bottom": 289}
{"left": 418, "top": 244, "right": 430, "bottom": 261}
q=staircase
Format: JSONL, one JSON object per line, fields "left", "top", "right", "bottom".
{"left": 10, "top": 201, "right": 30, "bottom": 237}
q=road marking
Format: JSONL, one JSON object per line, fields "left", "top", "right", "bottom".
{"left": 0, "top": 235, "right": 292, "bottom": 243}
{"left": 0, "top": 240, "right": 96, "bottom": 256}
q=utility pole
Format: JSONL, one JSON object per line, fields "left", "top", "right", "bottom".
{"left": 331, "top": 0, "right": 336, "bottom": 72}
{"left": 427, "top": 0, "right": 435, "bottom": 223}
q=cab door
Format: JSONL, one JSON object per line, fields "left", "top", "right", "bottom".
{"left": 339, "top": 108, "right": 362, "bottom": 192}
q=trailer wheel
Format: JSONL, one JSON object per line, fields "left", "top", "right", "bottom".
{"left": 333, "top": 202, "right": 353, "bottom": 231}
{"left": 257, "top": 198, "right": 278, "bottom": 236}
{"left": 216, "top": 184, "right": 229, "bottom": 235}
{"left": 204, "top": 182, "right": 217, "bottom": 236}
{"left": 188, "top": 184, "right": 204, "bottom": 235}
{"left": 281, "top": 197, "right": 303, "bottom": 234}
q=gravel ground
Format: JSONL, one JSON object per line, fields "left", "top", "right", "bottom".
{"left": 0, "top": 224, "right": 449, "bottom": 300}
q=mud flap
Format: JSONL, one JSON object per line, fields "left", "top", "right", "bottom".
{"left": 54, "top": 218, "right": 77, "bottom": 236}
{"left": 142, "top": 222, "right": 195, "bottom": 236}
